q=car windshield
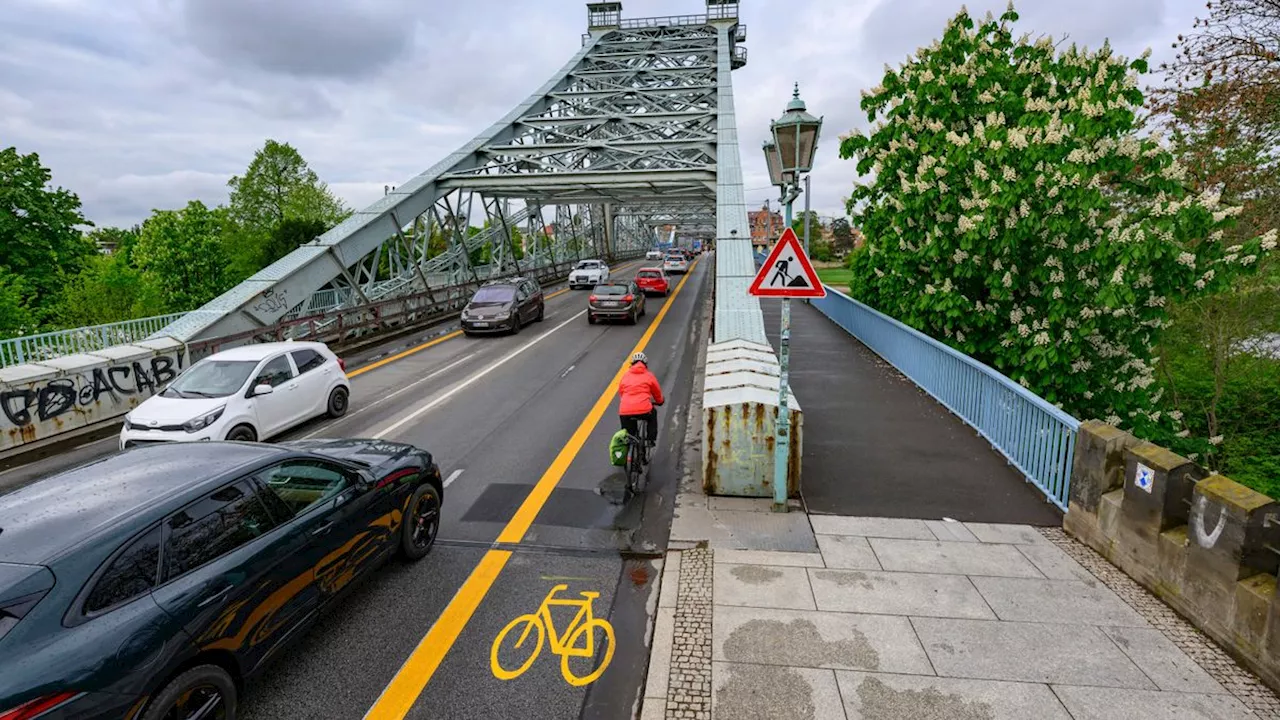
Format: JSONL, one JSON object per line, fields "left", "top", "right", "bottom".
{"left": 594, "top": 285, "right": 628, "bottom": 295}
{"left": 575, "top": 261, "right": 599, "bottom": 269}
{"left": 472, "top": 287, "right": 515, "bottom": 304}
{"left": 161, "top": 359, "right": 258, "bottom": 399}
{"left": 638, "top": 271, "right": 661, "bottom": 278}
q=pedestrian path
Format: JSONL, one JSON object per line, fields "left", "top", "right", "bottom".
{"left": 644, "top": 503, "right": 1280, "bottom": 719}
{"left": 759, "top": 298, "right": 1062, "bottom": 526}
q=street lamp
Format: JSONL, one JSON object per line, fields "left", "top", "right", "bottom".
{"left": 764, "top": 83, "right": 822, "bottom": 514}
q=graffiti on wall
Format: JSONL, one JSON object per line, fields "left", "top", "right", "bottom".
{"left": 1, "top": 354, "right": 184, "bottom": 427}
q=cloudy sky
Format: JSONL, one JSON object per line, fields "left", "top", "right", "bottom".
{"left": 1, "top": 0, "right": 1202, "bottom": 229}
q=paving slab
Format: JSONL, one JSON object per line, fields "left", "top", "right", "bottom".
{"left": 1100, "top": 626, "right": 1228, "bottom": 694}
{"left": 926, "top": 519, "right": 979, "bottom": 542}
{"left": 644, "top": 607, "right": 675, "bottom": 701}
{"left": 715, "top": 563, "right": 816, "bottom": 610}
{"left": 809, "top": 515, "right": 935, "bottom": 540}
{"left": 1013, "top": 542, "right": 1096, "bottom": 582}
{"left": 963, "top": 522, "right": 1051, "bottom": 545}
{"left": 867, "top": 538, "right": 1044, "bottom": 578}
{"left": 836, "top": 671, "right": 1073, "bottom": 720}
{"left": 912, "top": 617, "right": 1156, "bottom": 688}
{"left": 658, "top": 551, "right": 680, "bottom": 609}
{"left": 816, "top": 534, "right": 882, "bottom": 570}
{"left": 712, "top": 661, "right": 847, "bottom": 720}
{"left": 715, "top": 549, "right": 824, "bottom": 568}
{"left": 808, "top": 569, "right": 995, "bottom": 619}
{"left": 969, "top": 575, "right": 1149, "bottom": 626}
{"left": 713, "top": 606, "right": 934, "bottom": 675}
{"left": 1050, "top": 685, "right": 1255, "bottom": 719}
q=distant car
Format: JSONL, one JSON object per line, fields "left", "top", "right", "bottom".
{"left": 646, "top": 250, "right": 663, "bottom": 261}
{"left": 461, "top": 277, "right": 545, "bottom": 336}
{"left": 588, "top": 281, "right": 646, "bottom": 325}
{"left": 0, "top": 439, "right": 443, "bottom": 720}
{"left": 120, "top": 341, "right": 350, "bottom": 450}
{"left": 569, "top": 260, "right": 610, "bottom": 289}
{"left": 635, "top": 267, "right": 671, "bottom": 296}
{"left": 663, "top": 252, "right": 689, "bottom": 275}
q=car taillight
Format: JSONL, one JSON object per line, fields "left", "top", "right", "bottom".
{"left": 0, "top": 692, "right": 80, "bottom": 720}
{"left": 589, "top": 295, "right": 598, "bottom": 302}
{"left": 338, "top": 358, "right": 346, "bottom": 372}
{"left": 623, "top": 294, "right": 634, "bottom": 302}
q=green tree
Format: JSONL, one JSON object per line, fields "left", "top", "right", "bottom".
{"left": 0, "top": 269, "right": 35, "bottom": 339}
{"left": 830, "top": 217, "right": 856, "bottom": 254}
{"left": 225, "top": 140, "right": 350, "bottom": 277}
{"left": 0, "top": 147, "right": 96, "bottom": 323}
{"left": 55, "top": 254, "right": 151, "bottom": 326}
{"left": 132, "top": 201, "right": 231, "bottom": 313}
{"left": 790, "top": 211, "right": 824, "bottom": 246}
{"left": 837, "top": 5, "right": 1277, "bottom": 439}
{"left": 262, "top": 217, "right": 329, "bottom": 268}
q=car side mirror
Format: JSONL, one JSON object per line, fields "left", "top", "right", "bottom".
{"left": 252, "top": 383, "right": 274, "bottom": 397}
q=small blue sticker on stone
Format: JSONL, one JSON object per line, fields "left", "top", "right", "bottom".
{"left": 1135, "top": 463, "right": 1154, "bottom": 493}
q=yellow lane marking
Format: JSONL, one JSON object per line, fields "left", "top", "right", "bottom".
{"left": 361, "top": 258, "right": 699, "bottom": 718}
{"left": 364, "top": 550, "right": 512, "bottom": 720}
{"left": 499, "top": 261, "right": 698, "bottom": 545}
{"left": 347, "top": 261, "right": 641, "bottom": 379}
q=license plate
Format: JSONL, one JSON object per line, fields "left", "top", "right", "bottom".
{"left": 473, "top": 321, "right": 489, "bottom": 327}
{"left": 601, "top": 301, "right": 619, "bottom": 307}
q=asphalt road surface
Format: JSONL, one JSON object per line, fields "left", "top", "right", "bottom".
{"left": 2, "top": 257, "right": 710, "bottom": 720}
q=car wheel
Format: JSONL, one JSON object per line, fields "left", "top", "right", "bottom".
{"left": 510, "top": 313, "right": 522, "bottom": 335}
{"left": 226, "top": 424, "right": 257, "bottom": 443}
{"left": 588, "top": 314, "right": 597, "bottom": 325}
{"left": 628, "top": 309, "right": 638, "bottom": 325}
{"left": 536, "top": 303, "right": 545, "bottom": 322}
{"left": 400, "top": 483, "right": 441, "bottom": 561}
{"left": 327, "top": 386, "right": 349, "bottom": 418}
{"left": 141, "top": 664, "right": 236, "bottom": 720}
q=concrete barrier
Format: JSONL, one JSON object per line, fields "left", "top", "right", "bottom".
{"left": 701, "top": 338, "right": 802, "bottom": 498}
{"left": 0, "top": 338, "right": 188, "bottom": 454}
{"left": 1066, "top": 420, "right": 1280, "bottom": 691}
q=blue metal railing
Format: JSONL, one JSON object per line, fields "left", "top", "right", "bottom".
{"left": 0, "top": 313, "right": 189, "bottom": 369}
{"left": 811, "top": 287, "right": 1080, "bottom": 511}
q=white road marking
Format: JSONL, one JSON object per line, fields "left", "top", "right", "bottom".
{"left": 561, "top": 364, "right": 576, "bottom": 378}
{"left": 299, "top": 352, "right": 478, "bottom": 440}
{"left": 444, "top": 468, "right": 464, "bottom": 488}
{"left": 372, "top": 309, "right": 588, "bottom": 439}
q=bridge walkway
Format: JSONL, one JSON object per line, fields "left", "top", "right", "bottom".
{"left": 760, "top": 297, "right": 1063, "bottom": 526}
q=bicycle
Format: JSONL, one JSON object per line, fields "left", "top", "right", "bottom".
{"left": 623, "top": 403, "right": 661, "bottom": 497}
{"left": 490, "top": 584, "right": 616, "bottom": 687}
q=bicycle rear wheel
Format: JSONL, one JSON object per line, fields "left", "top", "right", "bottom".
{"left": 625, "top": 441, "right": 644, "bottom": 495}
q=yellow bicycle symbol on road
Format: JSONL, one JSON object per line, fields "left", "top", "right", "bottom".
{"left": 490, "top": 584, "right": 616, "bottom": 687}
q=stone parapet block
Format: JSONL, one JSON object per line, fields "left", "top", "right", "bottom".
{"left": 1063, "top": 423, "right": 1280, "bottom": 693}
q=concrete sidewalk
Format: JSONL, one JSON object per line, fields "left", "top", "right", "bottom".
{"left": 643, "top": 502, "right": 1280, "bottom": 719}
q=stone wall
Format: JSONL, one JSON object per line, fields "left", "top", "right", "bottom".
{"left": 1065, "top": 420, "right": 1280, "bottom": 690}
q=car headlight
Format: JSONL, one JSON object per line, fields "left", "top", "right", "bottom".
{"left": 182, "top": 406, "right": 226, "bottom": 433}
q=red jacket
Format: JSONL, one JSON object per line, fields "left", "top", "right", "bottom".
{"left": 618, "top": 362, "right": 664, "bottom": 415}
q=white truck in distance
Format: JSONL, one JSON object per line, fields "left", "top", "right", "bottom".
{"left": 569, "top": 259, "right": 610, "bottom": 289}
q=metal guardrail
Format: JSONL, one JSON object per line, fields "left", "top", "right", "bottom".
{"left": 186, "top": 252, "right": 647, "bottom": 360}
{"left": 0, "top": 313, "right": 189, "bottom": 369}
{"left": 811, "top": 286, "right": 1080, "bottom": 511}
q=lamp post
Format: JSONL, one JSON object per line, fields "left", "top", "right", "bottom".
{"left": 762, "top": 83, "right": 823, "bottom": 513}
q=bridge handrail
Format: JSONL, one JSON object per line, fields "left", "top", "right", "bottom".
{"left": 0, "top": 312, "right": 189, "bottom": 369}
{"left": 810, "top": 286, "right": 1080, "bottom": 511}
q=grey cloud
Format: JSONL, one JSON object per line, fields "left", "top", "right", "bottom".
{"left": 179, "top": 0, "right": 416, "bottom": 79}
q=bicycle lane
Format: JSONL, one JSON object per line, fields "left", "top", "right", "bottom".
{"left": 374, "top": 260, "right": 708, "bottom": 720}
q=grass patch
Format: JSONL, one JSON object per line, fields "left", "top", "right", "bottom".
{"left": 816, "top": 267, "right": 852, "bottom": 288}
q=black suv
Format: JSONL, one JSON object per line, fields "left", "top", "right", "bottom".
{"left": 460, "top": 277, "right": 545, "bottom": 336}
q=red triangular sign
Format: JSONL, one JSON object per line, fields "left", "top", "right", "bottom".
{"left": 748, "top": 228, "right": 826, "bottom": 298}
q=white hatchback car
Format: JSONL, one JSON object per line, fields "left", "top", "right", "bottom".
{"left": 569, "top": 259, "right": 610, "bottom": 289}
{"left": 120, "top": 341, "right": 351, "bottom": 450}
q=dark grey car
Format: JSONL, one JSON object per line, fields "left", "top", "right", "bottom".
{"left": 587, "top": 281, "right": 646, "bottom": 325}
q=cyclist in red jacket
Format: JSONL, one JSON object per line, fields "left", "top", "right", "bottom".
{"left": 618, "top": 352, "right": 664, "bottom": 446}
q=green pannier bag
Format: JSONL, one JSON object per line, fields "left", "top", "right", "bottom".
{"left": 609, "top": 428, "right": 629, "bottom": 466}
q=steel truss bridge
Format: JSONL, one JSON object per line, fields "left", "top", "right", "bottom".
{"left": 148, "top": 0, "right": 758, "bottom": 348}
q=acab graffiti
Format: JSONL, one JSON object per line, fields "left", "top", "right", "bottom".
{"left": 1, "top": 355, "right": 183, "bottom": 427}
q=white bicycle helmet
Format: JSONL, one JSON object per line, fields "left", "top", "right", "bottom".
{"left": 631, "top": 352, "right": 648, "bottom": 365}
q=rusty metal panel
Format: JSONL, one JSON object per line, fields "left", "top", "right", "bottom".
{"left": 702, "top": 340, "right": 802, "bottom": 499}
{"left": 1, "top": 338, "right": 188, "bottom": 452}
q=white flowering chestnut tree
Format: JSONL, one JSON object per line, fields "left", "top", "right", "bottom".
{"left": 838, "top": 5, "right": 1277, "bottom": 437}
